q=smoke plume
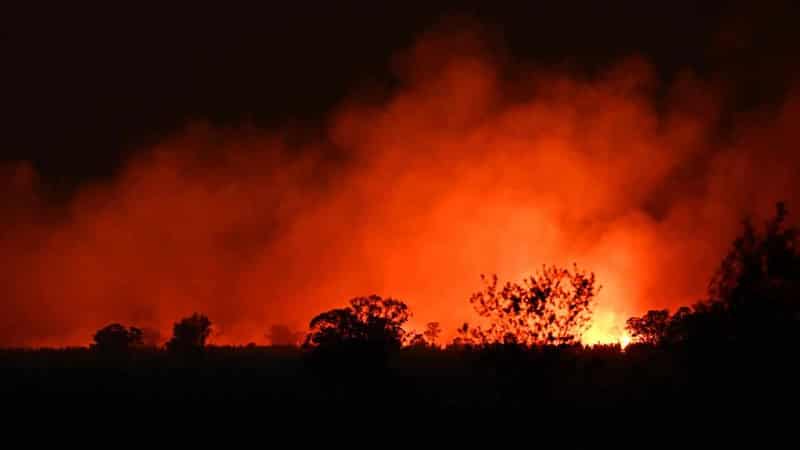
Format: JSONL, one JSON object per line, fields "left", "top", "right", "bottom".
{"left": 2, "top": 27, "right": 799, "bottom": 347}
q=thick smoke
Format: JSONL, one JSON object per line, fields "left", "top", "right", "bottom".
{"left": 1, "top": 28, "right": 799, "bottom": 347}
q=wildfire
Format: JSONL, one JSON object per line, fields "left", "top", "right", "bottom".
{"left": 2, "top": 25, "right": 797, "bottom": 349}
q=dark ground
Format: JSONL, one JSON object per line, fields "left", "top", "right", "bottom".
{"left": 2, "top": 344, "right": 795, "bottom": 414}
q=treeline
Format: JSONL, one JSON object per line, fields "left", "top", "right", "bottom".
{"left": 625, "top": 202, "right": 800, "bottom": 347}
{"left": 1, "top": 203, "right": 798, "bottom": 409}
{"left": 77, "top": 202, "right": 799, "bottom": 359}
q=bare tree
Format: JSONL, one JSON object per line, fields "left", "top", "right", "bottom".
{"left": 468, "top": 264, "right": 598, "bottom": 346}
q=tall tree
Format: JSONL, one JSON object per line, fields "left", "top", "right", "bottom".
{"left": 706, "top": 202, "right": 800, "bottom": 343}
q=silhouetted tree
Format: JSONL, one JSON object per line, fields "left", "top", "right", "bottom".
{"left": 305, "top": 295, "right": 410, "bottom": 351}
{"left": 630, "top": 202, "right": 800, "bottom": 348}
{"left": 304, "top": 295, "right": 411, "bottom": 384}
{"left": 468, "top": 265, "right": 598, "bottom": 346}
{"left": 665, "top": 306, "right": 693, "bottom": 343}
{"left": 92, "top": 323, "right": 143, "bottom": 355}
{"left": 406, "top": 332, "right": 427, "bottom": 348}
{"left": 166, "top": 313, "right": 212, "bottom": 354}
{"left": 452, "top": 322, "right": 481, "bottom": 347}
{"left": 705, "top": 202, "right": 800, "bottom": 343}
{"left": 626, "top": 309, "right": 670, "bottom": 345}
{"left": 424, "top": 322, "right": 441, "bottom": 347}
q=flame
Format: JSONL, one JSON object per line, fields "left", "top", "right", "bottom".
{"left": 619, "top": 332, "right": 631, "bottom": 349}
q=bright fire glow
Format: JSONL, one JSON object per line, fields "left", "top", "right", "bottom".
{"left": 619, "top": 332, "right": 631, "bottom": 349}
{"left": 0, "top": 27, "right": 798, "bottom": 348}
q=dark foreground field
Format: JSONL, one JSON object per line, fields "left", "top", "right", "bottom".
{"left": 2, "top": 344, "right": 796, "bottom": 412}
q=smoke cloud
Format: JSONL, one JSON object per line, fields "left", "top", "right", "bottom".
{"left": 2, "top": 27, "right": 799, "bottom": 347}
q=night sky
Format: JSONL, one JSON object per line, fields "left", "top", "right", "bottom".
{"left": 4, "top": 2, "right": 798, "bottom": 191}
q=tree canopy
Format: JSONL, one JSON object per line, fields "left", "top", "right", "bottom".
{"left": 92, "top": 323, "right": 143, "bottom": 354}
{"left": 166, "top": 313, "right": 212, "bottom": 354}
{"left": 305, "top": 295, "right": 411, "bottom": 351}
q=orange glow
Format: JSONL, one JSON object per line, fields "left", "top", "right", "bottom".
{"left": 1, "top": 27, "right": 800, "bottom": 348}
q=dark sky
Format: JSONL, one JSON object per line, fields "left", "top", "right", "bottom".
{"left": 3, "top": 1, "right": 799, "bottom": 193}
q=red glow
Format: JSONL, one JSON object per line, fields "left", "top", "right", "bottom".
{"left": 1, "top": 28, "right": 800, "bottom": 347}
